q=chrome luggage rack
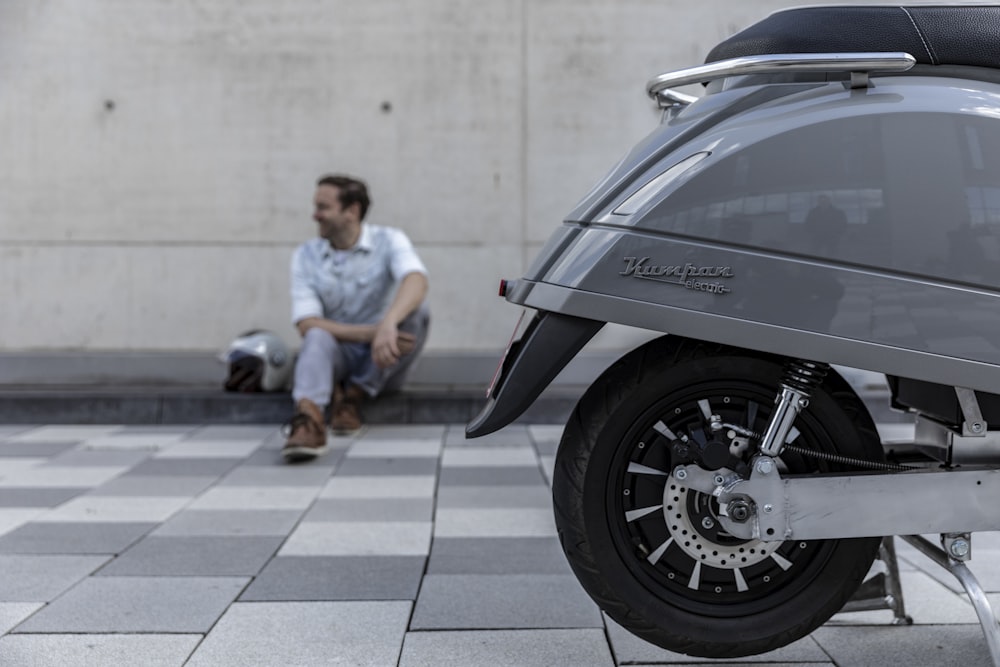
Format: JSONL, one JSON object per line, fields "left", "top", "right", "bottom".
{"left": 646, "top": 52, "right": 916, "bottom": 108}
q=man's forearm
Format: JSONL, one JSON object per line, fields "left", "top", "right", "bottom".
{"left": 296, "top": 317, "right": 376, "bottom": 342}
{"left": 382, "top": 272, "right": 429, "bottom": 327}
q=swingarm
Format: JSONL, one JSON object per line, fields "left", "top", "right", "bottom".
{"left": 679, "top": 463, "right": 1000, "bottom": 541}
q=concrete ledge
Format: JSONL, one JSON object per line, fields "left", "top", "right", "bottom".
{"left": 0, "top": 384, "right": 583, "bottom": 426}
{"left": 0, "top": 350, "right": 616, "bottom": 388}
{"left": 0, "top": 351, "right": 889, "bottom": 426}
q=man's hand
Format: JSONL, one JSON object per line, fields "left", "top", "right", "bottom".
{"left": 372, "top": 321, "right": 416, "bottom": 369}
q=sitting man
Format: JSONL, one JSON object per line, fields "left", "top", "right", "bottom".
{"left": 282, "top": 174, "right": 430, "bottom": 461}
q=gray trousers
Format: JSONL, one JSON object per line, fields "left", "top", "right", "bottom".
{"left": 291, "top": 303, "right": 430, "bottom": 407}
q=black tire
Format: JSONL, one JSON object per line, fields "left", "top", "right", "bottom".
{"left": 553, "top": 336, "right": 884, "bottom": 658}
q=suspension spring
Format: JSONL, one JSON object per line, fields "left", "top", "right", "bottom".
{"left": 782, "top": 359, "right": 829, "bottom": 395}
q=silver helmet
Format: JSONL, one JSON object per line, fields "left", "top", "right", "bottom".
{"left": 220, "top": 330, "right": 293, "bottom": 392}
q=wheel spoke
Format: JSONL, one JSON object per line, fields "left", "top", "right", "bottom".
{"left": 626, "top": 505, "right": 663, "bottom": 522}
{"left": 628, "top": 462, "right": 669, "bottom": 476}
{"left": 733, "top": 567, "right": 749, "bottom": 592}
{"left": 697, "top": 399, "right": 713, "bottom": 421}
{"left": 688, "top": 561, "right": 702, "bottom": 590}
{"left": 770, "top": 552, "right": 793, "bottom": 571}
{"left": 653, "top": 420, "right": 678, "bottom": 440}
{"left": 647, "top": 537, "right": 674, "bottom": 564}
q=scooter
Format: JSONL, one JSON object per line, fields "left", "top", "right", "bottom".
{"left": 467, "top": 4, "right": 1000, "bottom": 661}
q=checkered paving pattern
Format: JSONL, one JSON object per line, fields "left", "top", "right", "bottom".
{"left": 0, "top": 421, "right": 995, "bottom": 666}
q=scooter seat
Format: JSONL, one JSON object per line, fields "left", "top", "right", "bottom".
{"left": 707, "top": 5, "right": 1000, "bottom": 71}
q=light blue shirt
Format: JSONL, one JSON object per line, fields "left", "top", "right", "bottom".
{"left": 290, "top": 224, "right": 427, "bottom": 326}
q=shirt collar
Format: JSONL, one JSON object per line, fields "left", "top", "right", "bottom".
{"left": 321, "top": 225, "right": 374, "bottom": 258}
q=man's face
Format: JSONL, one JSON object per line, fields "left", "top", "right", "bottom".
{"left": 313, "top": 185, "right": 357, "bottom": 241}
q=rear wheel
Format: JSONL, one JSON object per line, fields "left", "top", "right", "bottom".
{"left": 552, "top": 337, "right": 883, "bottom": 658}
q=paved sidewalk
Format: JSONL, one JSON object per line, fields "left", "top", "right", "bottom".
{"left": 0, "top": 422, "right": 994, "bottom": 666}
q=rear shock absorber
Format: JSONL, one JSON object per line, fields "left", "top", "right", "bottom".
{"left": 757, "top": 359, "right": 829, "bottom": 458}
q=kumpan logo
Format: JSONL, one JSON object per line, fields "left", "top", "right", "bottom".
{"left": 620, "top": 257, "right": 733, "bottom": 294}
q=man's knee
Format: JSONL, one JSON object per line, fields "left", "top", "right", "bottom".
{"left": 301, "top": 327, "right": 337, "bottom": 349}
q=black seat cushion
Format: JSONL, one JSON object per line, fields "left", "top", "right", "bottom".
{"left": 706, "top": 5, "right": 1000, "bottom": 70}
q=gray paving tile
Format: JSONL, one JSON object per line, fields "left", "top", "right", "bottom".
{"left": 411, "top": 574, "right": 602, "bottom": 629}
{"left": 435, "top": 484, "right": 552, "bottom": 508}
{"left": 0, "top": 465, "right": 127, "bottom": 487}
{"left": 116, "top": 425, "right": 199, "bottom": 436}
{"left": 0, "top": 509, "right": 46, "bottom": 537}
{"left": 438, "top": 466, "right": 545, "bottom": 486}
{"left": 442, "top": 447, "right": 538, "bottom": 467}
{"left": 605, "top": 615, "right": 831, "bottom": 664}
{"left": 400, "top": 629, "right": 614, "bottom": 667}
{"left": 90, "top": 475, "right": 218, "bottom": 496}
{"left": 0, "top": 522, "right": 155, "bottom": 554}
{"left": 335, "top": 456, "right": 439, "bottom": 476}
{"left": 36, "top": 495, "right": 190, "bottom": 522}
{"left": 7, "top": 426, "right": 120, "bottom": 442}
{"left": 0, "top": 426, "right": 34, "bottom": 439}
{"left": 186, "top": 425, "right": 277, "bottom": 440}
{"left": 319, "top": 475, "right": 436, "bottom": 499}
{"left": 97, "top": 535, "right": 283, "bottom": 576}
{"left": 0, "top": 603, "right": 42, "bottom": 633}
{"left": 187, "top": 486, "right": 318, "bottom": 510}
{"left": 219, "top": 465, "right": 333, "bottom": 486}
{"left": 812, "top": 624, "right": 990, "bottom": 666}
{"left": 0, "top": 460, "right": 46, "bottom": 480}
{"left": 428, "top": 537, "right": 572, "bottom": 575}
{"left": 14, "top": 576, "right": 248, "bottom": 633}
{"left": 241, "top": 556, "right": 426, "bottom": 601}
{"left": 303, "top": 497, "right": 434, "bottom": 522}
{"left": 280, "top": 521, "right": 432, "bottom": 556}
{"left": 81, "top": 433, "right": 186, "bottom": 451}
{"left": 0, "top": 487, "right": 87, "bottom": 507}
{"left": 0, "top": 634, "right": 201, "bottom": 667}
{"left": 126, "top": 457, "right": 241, "bottom": 476}
{"left": 155, "top": 439, "right": 264, "bottom": 459}
{"left": 346, "top": 439, "right": 442, "bottom": 458}
{"left": 0, "top": 441, "right": 79, "bottom": 457}
{"left": 364, "top": 424, "right": 446, "bottom": 440}
{"left": 434, "top": 508, "right": 556, "bottom": 538}
{"left": 446, "top": 424, "right": 532, "bottom": 447}
{"left": 186, "top": 601, "right": 411, "bottom": 667}
{"left": 152, "top": 509, "right": 304, "bottom": 536}
{"left": 0, "top": 554, "right": 109, "bottom": 601}
{"left": 46, "top": 449, "right": 151, "bottom": 467}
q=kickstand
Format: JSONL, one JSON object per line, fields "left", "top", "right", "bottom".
{"left": 901, "top": 534, "right": 1000, "bottom": 667}
{"left": 841, "top": 536, "right": 913, "bottom": 624}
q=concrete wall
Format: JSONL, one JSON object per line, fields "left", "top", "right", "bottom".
{"left": 0, "top": 0, "right": 915, "bottom": 362}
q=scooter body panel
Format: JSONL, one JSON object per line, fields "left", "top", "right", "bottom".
{"left": 508, "top": 75, "right": 1000, "bottom": 394}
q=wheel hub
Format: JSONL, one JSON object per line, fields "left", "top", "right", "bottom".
{"left": 663, "top": 475, "right": 780, "bottom": 569}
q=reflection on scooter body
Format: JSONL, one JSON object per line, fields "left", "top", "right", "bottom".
{"left": 468, "top": 5, "right": 1000, "bottom": 662}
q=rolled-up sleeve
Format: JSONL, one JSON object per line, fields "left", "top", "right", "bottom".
{"left": 290, "top": 245, "right": 323, "bottom": 324}
{"left": 387, "top": 228, "right": 428, "bottom": 281}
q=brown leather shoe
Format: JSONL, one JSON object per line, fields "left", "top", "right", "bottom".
{"left": 282, "top": 398, "right": 328, "bottom": 462}
{"left": 330, "top": 384, "right": 365, "bottom": 436}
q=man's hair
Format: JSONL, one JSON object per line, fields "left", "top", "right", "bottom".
{"left": 316, "top": 174, "right": 371, "bottom": 221}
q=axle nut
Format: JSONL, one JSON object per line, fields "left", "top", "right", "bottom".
{"left": 728, "top": 501, "right": 750, "bottom": 523}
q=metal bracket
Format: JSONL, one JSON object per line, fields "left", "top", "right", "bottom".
{"left": 956, "top": 387, "right": 987, "bottom": 437}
